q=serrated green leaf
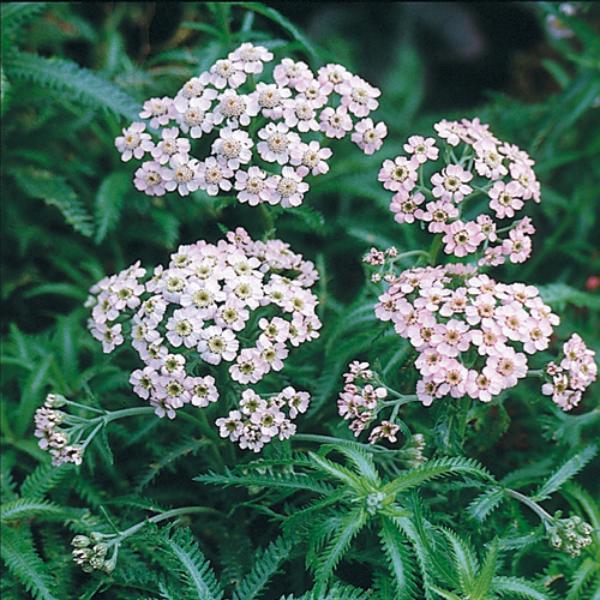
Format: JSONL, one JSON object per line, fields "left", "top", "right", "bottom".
{"left": 533, "top": 444, "right": 597, "bottom": 501}
{"left": 4, "top": 51, "right": 139, "bottom": 119}
{"left": 12, "top": 169, "right": 93, "bottom": 237}
{"left": 94, "top": 172, "right": 130, "bottom": 243}
{"left": 0, "top": 526, "right": 58, "bottom": 600}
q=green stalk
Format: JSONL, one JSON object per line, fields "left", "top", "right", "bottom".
{"left": 114, "top": 506, "right": 222, "bottom": 542}
{"left": 428, "top": 233, "right": 443, "bottom": 266}
{"left": 505, "top": 488, "right": 553, "bottom": 524}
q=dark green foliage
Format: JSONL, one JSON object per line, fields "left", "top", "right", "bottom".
{"left": 1, "top": 2, "right": 599, "bottom": 599}
{"left": 160, "top": 527, "right": 225, "bottom": 600}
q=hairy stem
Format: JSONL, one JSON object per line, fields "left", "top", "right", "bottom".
{"left": 108, "top": 506, "right": 221, "bottom": 547}
{"left": 505, "top": 488, "right": 553, "bottom": 523}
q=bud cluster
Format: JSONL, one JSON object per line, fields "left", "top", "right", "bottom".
{"left": 337, "top": 361, "right": 403, "bottom": 443}
{"left": 34, "top": 394, "right": 83, "bottom": 466}
{"left": 542, "top": 333, "right": 597, "bottom": 411}
{"left": 546, "top": 513, "right": 594, "bottom": 557}
{"left": 71, "top": 533, "right": 115, "bottom": 574}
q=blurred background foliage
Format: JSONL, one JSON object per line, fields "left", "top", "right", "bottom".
{"left": 1, "top": 2, "right": 599, "bottom": 599}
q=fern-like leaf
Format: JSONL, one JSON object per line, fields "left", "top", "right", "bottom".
{"left": 313, "top": 508, "right": 368, "bottom": 588}
{"left": 233, "top": 535, "right": 294, "bottom": 600}
{"left": 94, "top": 172, "right": 130, "bottom": 244}
{"left": 533, "top": 444, "right": 597, "bottom": 501}
{"left": 428, "top": 586, "right": 462, "bottom": 600}
{"left": 329, "top": 443, "right": 381, "bottom": 486}
{"left": 382, "top": 457, "right": 491, "bottom": 498}
{"left": 0, "top": 498, "right": 82, "bottom": 523}
{"left": 279, "top": 581, "right": 373, "bottom": 600}
{"left": 19, "top": 463, "right": 72, "bottom": 499}
{"left": 195, "top": 468, "right": 333, "bottom": 494}
{"left": 492, "top": 576, "right": 551, "bottom": 599}
{"left": 0, "top": 526, "right": 58, "bottom": 600}
{"left": 161, "top": 527, "right": 224, "bottom": 600}
{"left": 307, "top": 452, "right": 365, "bottom": 491}
{"left": 136, "top": 437, "right": 209, "bottom": 492}
{"left": 471, "top": 538, "right": 498, "bottom": 599}
{"left": 1, "top": 3, "right": 48, "bottom": 40}
{"left": 12, "top": 168, "right": 93, "bottom": 237}
{"left": 378, "top": 516, "right": 418, "bottom": 599}
{"left": 4, "top": 51, "right": 140, "bottom": 119}
{"left": 566, "top": 558, "right": 598, "bottom": 600}
{"left": 0, "top": 463, "right": 18, "bottom": 502}
{"left": 440, "top": 528, "right": 478, "bottom": 594}
{"left": 467, "top": 487, "right": 506, "bottom": 523}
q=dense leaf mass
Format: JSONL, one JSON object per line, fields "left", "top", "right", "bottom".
{"left": 1, "top": 3, "right": 599, "bottom": 599}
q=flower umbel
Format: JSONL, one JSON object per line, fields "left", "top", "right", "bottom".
{"left": 114, "top": 43, "right": 386, "bottom": 208}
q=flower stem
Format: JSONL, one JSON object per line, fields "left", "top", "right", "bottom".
{"left": 527, "top": 369, "right": 544, "bottom": 378}
{"left": 392, "top": 250, "right": 430, "bottom": 263}
{"left": 109, "top": 506, "right": 221, "bottom": 547}
{"left": 505, "top": 488, "right": 553, "bottom": 523}
{"left": 428, "top": 234, "right": 443, "bottom": 266}
{"left": 103, "top": 406, "right": 155, "bottom": 424}
{"left": 64, "top": 399, "right": 105, "bottom": 414}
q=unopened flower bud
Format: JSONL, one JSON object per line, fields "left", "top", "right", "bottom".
{"left": 365, "top": 491, "right": 386, "bottom": 515}
{"left": 93, "top": 543, "right": 108, "bottom": 558}
{"left": 72, "top": 548, "right": 92, "bottom": 563}
{"left": 89, "top": 556, "right": 105, "bottom": 570}
{"left": 90, "top": 532, "right": 105, "bottom": 544}
{"left": 45, "top": 393, "right": 67, "bottom": 408}
{"left": 103, "top": 559, "right": 116, "bottom": 574}
{"left": 546, "top": 513, "right": 594, "bottom": 556}
{"left": 71, "top": 535, "right": 90, "bottom": 548}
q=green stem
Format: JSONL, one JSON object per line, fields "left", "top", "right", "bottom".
{"left": 80, "top": 421, "right": 104, "bottom": 451}
{"left": 259, "top": 203, "right": 276, "bottom": 238}
{"left": 103, "top": 406, "right": 155, "bottom": 424}
{"left": 218, "top": 3, "right": 232, "bottom": 46}
{"left": 527, "top": 369, "right": 544, "bottom": 378}
{"left": 110, "top": 506, "right": 220, "bottom": 546}
{"left": 456, "top": 396, "right": 471, "bottom": 443}
{"left": 392, "top": 250, "right": 430, "bottom": 263}
{"left": 64, "top": 399, "right": 105, "bottom": 414}
{"left": 380, "top": 394, "right": 419, "bottom": 406}
{"left": 428, "top": 234, "right": 444, "bottom": 266}
{"left": 375, "top": 376, "right": 417, "bottom": 401}
{"left": 505, "top": 488, "right": 553, "bottom": 523}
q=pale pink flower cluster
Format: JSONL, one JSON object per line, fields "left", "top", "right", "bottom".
{"left": 115, "top": 43, "right": 386, "bottom": 207}
{"left": 33, "top": 394, "right": 83, "bottom": 466}
{"left": 216, "top": 386, "right": 310, "bottom": 452}
{"left": 542, "top": 334, "right": 597, "bottom": 411}
{"left": 337, "top": 361, "right": 401, "bottom": 443}
{"left": 85, "top": 228, "right": 321, "bottom": 429}
{"left": 374, "top": 264, "right": 561, "bottom": 406}
{"left": 379, "top": 118, "right": 541, "bottom": 265}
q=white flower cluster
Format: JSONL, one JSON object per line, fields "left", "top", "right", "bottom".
{"left": 34, "top": 394, "right": 83, "bottom": 466}
{"left": 86, "top": 228, "right": 321, "bottom": 434}
{"left": 378, "top": 118, "right": 541, "bottom": 266}
{"left": 216, "top": 386, "right": 310, "bottom": 452}
{"left": 115, "top": 43, "right": 386, "bottom": 207}
{"left": 373, "top": 262, "right": 562, "bottom": 406}
{"left": 542, "top": 334, "right": 597, "bottom": 411}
